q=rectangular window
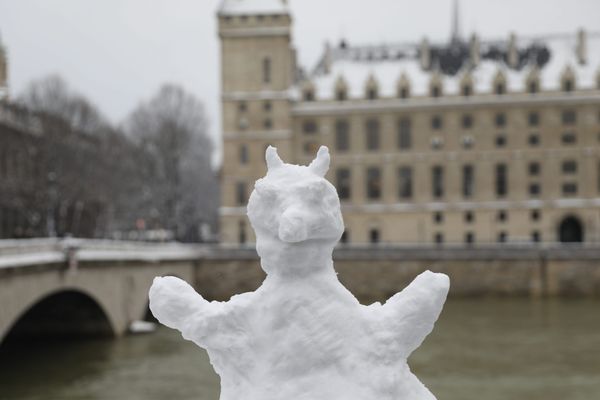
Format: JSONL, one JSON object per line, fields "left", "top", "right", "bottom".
{"left": 465, "top": 232, "right": 475, "bottom": 245}
{"left": 434, "top": 232, "right": 444, "bottom": 245}
{"left": 336, "top": 168, "right": 351, "bottom": 200}
{"left": 239, "top": 145, "right": 249, "bottom": 164}
{"left": 562, "top": 182, "right": 578, "bottom": 196}
{"left": 398, "top": 118, "right": 412, "bottom": 149}
{"left": 431, "top": 115, "right": 443, "bottom": 130}
{"left": 302, "top": 120, "right": 318, "bottom": 134}
{"left": 369, "top": 228, "right": 380, "bottom": 244}
{"left": 432, "top": 165, "right": 444, "bottom": 199}
{"left": 495, "top": 113, "right": 506, "bottom": 127}
{"left": 335, "top": 120, "right": 350, "bottom": 151}
{"left": 528, "top": 162, "right": 540, "bottom": 176}
{"left": 528, "top": 112, "right": 539, "bottom": 126}
{"left": 462, "top": 114, "right": 473, "bottom": 129}
{"left": 529, "top": 183, "right": 541, "bottom": 196}
{"left": 562, "top": 110, "right": 576, "bottom": 125}
{"left": 366, "top": 167, "right": 381, "bottom": 200}
{"left": 262, "top": 57, "right": 271, "bottom": 84}
{"left": 239, "top": 221, "right": 246, "bottom": 244}
{"left": 366, "top": 119, "right": 380, "bottom": 150}
{"left": 562, "top": 160, "right": 577, "bottom": 174}
{"left": 236, "top": 182, "right": 247, "bottom": 206}
{"left": 398, "top": 166, "right": 413, "bottom": 199}
{"left": 561, "top": 132, "right": 577, "bottom": 144}
{"left": 495, "top": 164, "right": 508, "bottom": 197}
{"left": 462, "top": 164, "right": 474, "bottom": 198}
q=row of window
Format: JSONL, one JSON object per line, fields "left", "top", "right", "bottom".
{"left": 236, "top": 216, "right": 544, "bottom": 245}
{"left": 334, "top": 164, "right": 587, "bottom": 202}
{"left": 302, "top": 70, "right": 586, "bottom": 102}
{"left": 303, "top": 110, "right": 580, "bottom": 137}
{"left": 234, "top": 161, "right": 589, "bottom": 206}
{"left": 339, "top": 229, "right": 544, "bottom": 245}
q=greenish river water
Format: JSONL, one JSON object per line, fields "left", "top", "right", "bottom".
{"left": 0, "top": 298, "right": 599, "bottom": 400}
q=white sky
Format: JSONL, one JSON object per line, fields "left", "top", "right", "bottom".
{"left": 1, "top": 0, "right": 599, "bottom": 164}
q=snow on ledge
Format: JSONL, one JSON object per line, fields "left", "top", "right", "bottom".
{"left": 218, "top": 0, "right": 289, "bottom": 16}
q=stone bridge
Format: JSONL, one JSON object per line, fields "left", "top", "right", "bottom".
{"left": 2, "top": 239, "right": 600, "bottom": 346}
{"left": 0, "top": 239, "right": 208, "bottom": 345}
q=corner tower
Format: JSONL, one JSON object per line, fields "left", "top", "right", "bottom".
{"left": 218, "top": 0, "right": 295, "bottom": 244}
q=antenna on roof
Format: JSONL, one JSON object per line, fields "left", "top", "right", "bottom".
{"left": 451, "top": 0, "right": 462, "bottom": 43}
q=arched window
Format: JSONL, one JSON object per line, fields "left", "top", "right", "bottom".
{"left": 558, "top": 216, "right": 584, "bottom": 243}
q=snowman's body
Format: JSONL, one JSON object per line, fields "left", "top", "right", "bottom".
{"left": 150, "top": 146, "right": 449, "bottom": 400}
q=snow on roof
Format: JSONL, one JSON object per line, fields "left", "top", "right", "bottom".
{"left": 219, "top": 0, "right": 289, "bottom": 16}
{"left": 304, "top": 32, "right": 600, "bottom": 100}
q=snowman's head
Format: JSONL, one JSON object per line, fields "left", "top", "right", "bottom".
{"left": 247, "top": 146, "right": 344, "bottom": 274}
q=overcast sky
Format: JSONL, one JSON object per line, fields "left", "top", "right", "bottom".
{"left": 1, "top": 0, "right": 599, "bottom": 162}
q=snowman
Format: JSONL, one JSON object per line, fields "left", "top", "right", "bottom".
{"left": 149, "top": 146, "right": 449, "bottom": 400}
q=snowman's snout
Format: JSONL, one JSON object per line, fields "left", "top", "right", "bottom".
{"left": 278, "top": 207, "right": 309, "bottom": 243}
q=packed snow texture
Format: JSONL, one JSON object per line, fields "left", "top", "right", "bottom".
{"left": 149, "top": 146, "right": 450, "bottom": 400}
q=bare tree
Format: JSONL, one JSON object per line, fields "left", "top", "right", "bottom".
{"left": 124, "top": 84, "right": 217, "bottom": 242}
{"left": 19, "top": 75, "right": 109, "bottom": 136}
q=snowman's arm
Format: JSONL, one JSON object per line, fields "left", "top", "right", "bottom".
{"left": 149, "top": 276, "right": 225, "bottom": 342}
{"left": 381, "top": 270, "right": 449, "bottom": 357}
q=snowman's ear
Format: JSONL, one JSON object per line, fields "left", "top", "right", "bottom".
{"left": 265, "top": 146, "right": 284, "bottom": 171}
{"left": 308, "top": 146, "right": 330, "bottom": 177}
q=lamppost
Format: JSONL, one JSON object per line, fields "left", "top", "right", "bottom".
{"left": 46, "top": 171, "right": 57, "bottom": 237}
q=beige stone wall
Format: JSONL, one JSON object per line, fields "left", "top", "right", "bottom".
{"left": 193, "top": 255, "right": 600, "bottom": 303}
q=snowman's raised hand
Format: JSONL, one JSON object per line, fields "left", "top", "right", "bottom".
{"left": 381, "top": 270, "right": 450, "bottom": 358}
{"left": 149, "top": 276, "right": 220, "bottom": 342}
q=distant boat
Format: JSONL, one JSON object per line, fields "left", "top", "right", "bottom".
{"left": 129, "top": 320, "right": 157, "bottom": 334}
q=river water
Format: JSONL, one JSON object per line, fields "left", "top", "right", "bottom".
{"left": 0, "top": 298, "right": 599, "bottom": 400}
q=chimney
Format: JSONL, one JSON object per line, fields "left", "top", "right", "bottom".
{"left": 507, "top": 32, "right": 518, "bottom": 68}
{"left": 470, "top": 33, "right": 480, "bottom": 67}
{"left": 576, "top": 28, "right": 587, "bottom": 65}
{"left": 420, "top": 37, "right": 431, "bottom": 70}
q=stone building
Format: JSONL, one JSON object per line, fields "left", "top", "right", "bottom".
{"left": 218, "top": 0, "right": 600, "bottom": 246}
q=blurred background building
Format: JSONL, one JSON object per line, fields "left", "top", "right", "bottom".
{"left": 219, "top": 0, "right": 600, "bottom": 246}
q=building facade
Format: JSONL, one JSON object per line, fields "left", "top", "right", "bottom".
{"left": 218, "top": 0, "right": 600, "bottom": 246}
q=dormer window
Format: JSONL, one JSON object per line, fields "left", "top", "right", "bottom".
{"left": 462, "top": 84, "right": 472, "bottom": 96}
{"left": 397, "top": 73, "right": 411, "bottom": 99}
{"left": 303, "top": 89, "right": 315, "bottom": 101}
{"left": 495, "top": 82, "right": 506, "bottom": 95}
{"left": 431, "top": 84, "right": 441, "bottom": 98}
{"left": 460, "top": 73, "right": 474, "bottom": 97}
{"left": 493, "top": 70, "right": 507, "bottom": 95}
{"left": 399, "top": 86, "right": 410, "bottom": 99}
{"left": 365, "top": 75, "right": 379, "bottom": 100}
{"left": 528, "top": 80, "right": 539, "bottom": 94}
{"left": 561, "top": 67, "right": 576, "bottom": 92}
{"left": 334, "top": 76, "right": 348, "bottom": 101}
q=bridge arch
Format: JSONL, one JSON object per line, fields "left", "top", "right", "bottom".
{"left": 0, "top": 288, "right": 118, "bottom": 347}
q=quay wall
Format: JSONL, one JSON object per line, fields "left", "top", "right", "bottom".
{"left": 195, "top": 247, "right": 600, "bottom": 303}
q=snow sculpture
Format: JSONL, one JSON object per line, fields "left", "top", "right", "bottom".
{"left": 149, "top": 146, "right": 450, "bottom": 400}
